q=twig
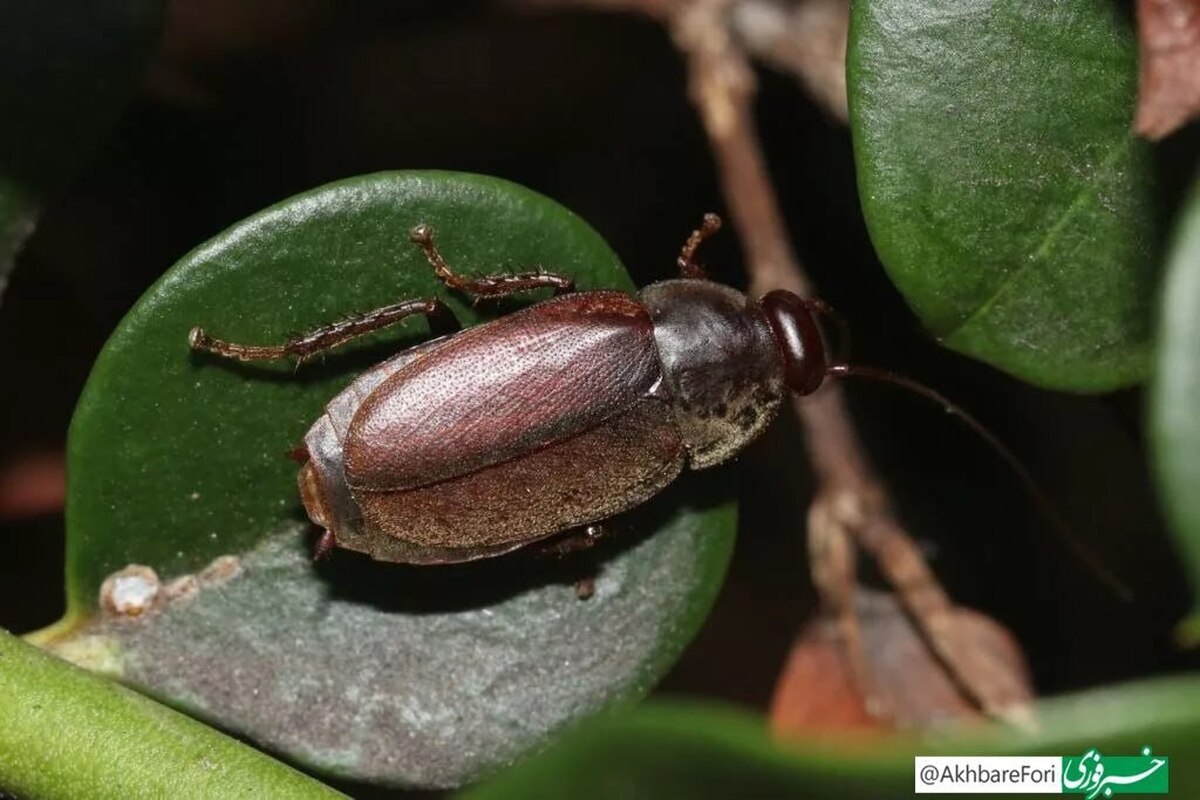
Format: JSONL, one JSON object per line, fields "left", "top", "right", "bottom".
{"left": 729, "top": 0, "right": 849, "bottom": 122}
{"left": 515, "top": 0, "right": 1031, "bottom": 726}
{"left": 510, "top": 0, "right": 850, "bottom": 121}
{"left": 673, "top": 0, "right": 1031, "bottom": 727}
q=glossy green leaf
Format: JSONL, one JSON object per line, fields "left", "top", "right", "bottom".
{"left": 848, "top": 0, "right": 1155, "bottom": 391}
{"left": 54, "top": 171, "right": 735, "bottom": 787}
{"left": 0, "top": 628, "right": 343, "bottom": 800}
{"left": 466, "top": 681, "right": 1200, "bottom": 799}
{"left": 1151, "top": 174, "right": 1200, "bottom": 642}
{"left": 0, "top": 0, "right": 162, "bottom": 297}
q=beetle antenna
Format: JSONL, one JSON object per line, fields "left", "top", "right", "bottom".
{"left": 826, "top": 362, "right": 1132, "bottom": 602}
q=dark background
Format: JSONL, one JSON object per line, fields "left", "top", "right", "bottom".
{"left": 2, "top": 0, "right": 1197, "bottom": 717}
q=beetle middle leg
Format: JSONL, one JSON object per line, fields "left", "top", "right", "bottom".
{"left": 676, "top": 212, "right": 722, "bottom": 279}
{"left": 535, "top": 523, "right": 606, "bottom": 600}
{"left": 409, "top": 224, "right": 575, "bottom": 302}
{"left": 189, "top": 296, "right": 460, "bottom": 363}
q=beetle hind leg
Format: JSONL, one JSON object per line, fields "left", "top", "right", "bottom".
{"left": 409, "top": 223, "right": 575, "bottom": 302}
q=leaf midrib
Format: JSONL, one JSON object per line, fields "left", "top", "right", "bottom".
{"left": 940, "top": 135, "right": 1134, "bottom": 340}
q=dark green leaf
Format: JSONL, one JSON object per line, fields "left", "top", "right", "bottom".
{"left": 848, "top": 0, "right": 1155, "bottom": 391}
{"left": 1151, "top": 173, "right": 1200, "bottom": 642}
{"left": 465, "top": 683, "right": 1200, "bottom": 799}
{"left": 54, "top": 171, "right": 735, "bottom": 787}
{"left": 0, "top": 0, "right": 163, "bottom": 297}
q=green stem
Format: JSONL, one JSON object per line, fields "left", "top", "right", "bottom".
{"left": 0, "top": 628, "right": 344, "bottom": 799}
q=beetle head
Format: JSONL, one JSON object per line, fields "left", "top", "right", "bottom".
{"left": 760, "top": 289, "right": 829, "bottom": 396}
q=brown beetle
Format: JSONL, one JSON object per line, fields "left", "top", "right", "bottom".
{"left": 189, "top": 214, "right": 1112, "bottom": 589}
{"left": 188, "top": 214, "right": 827, "bottom": 565}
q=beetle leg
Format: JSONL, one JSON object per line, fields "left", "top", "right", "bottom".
{"left": 188, "top": 297, "right": 460, "bottom": 363}
{"left": 573, "top": 576, "right": 596, "bottom": 601}
{"left": 284, "top": 444, "right": 311, "bottom": 464}
{"left": 534, "top": 523, "right": 606, "bottom": 558}
{"left": 313, "top": 529, "right": 337, "bottom": 561}
{"left": 409, "top": 224, "right": 575, "bottom": 302}
{"left": 533, "top": 524, "right": 606, "bottom": 601}
{"left": 676, "top": 212, "right": 722, "bottom": 279}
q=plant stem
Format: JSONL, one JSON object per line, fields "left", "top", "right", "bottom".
{"left": 672, "top": 0, "right": 1032, "bottom": 727}
{"left": 0, "top": 628, "right": 343, "bottom": 800}
{"left": 514, "top": 0, "right": 1033, "bottom": 726}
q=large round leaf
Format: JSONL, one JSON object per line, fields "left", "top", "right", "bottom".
{"left": 848, "top": 0, "right": 1155, "bottom": 391}
{"left": 52, "top": 172, "right": 735, "bottom": 787}
{"left": 1151, "top": 174, "right": 1200, "bottom": 640}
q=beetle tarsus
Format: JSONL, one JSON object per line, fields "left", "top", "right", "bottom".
{"left": 573, "top": 576, "right": 596, "bottom": 600}
{"left": 677, "top": 212, "right": 722, "bottom": 279}
{"left": 409, "top": 222, "right": 576, "bottom": 301}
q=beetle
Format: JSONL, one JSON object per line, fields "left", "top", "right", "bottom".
{"left": 187, "top": 213, "right": 828, "bottom": 568}
{"left": 188, "top": 213, "right": 1115, "bottom": 593}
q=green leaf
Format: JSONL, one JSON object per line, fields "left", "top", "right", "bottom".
{"left": 1151, "top": 174, "right": 1200, "bottom": 640}
{"left": 0, "top": 0, "right": 163, "bottom": 298}
{"left": 52, "top": 171, "right": 735, "bottom": 788}
{"left": 848, "top": 0, "right": 1155, "bottom": 391}
{"left": 465, "top": 682, "right": 1200, "bottom": 799}
{"left": 0, "top": 628, "right": 343, "bottom": 799}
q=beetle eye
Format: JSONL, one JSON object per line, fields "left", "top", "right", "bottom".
{"left": 760, "top": 290, "right": 828, "bottom": 396}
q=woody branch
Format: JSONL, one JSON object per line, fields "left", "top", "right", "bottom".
{"left": 516, "top": 0, "right": 1027, "bottom": 725}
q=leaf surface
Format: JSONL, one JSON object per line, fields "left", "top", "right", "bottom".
{"left": 56, "top": 172, "right": 736, "bottom": 787}
{"left": 848, "top": 0, "right": 1156, "bottom": 390}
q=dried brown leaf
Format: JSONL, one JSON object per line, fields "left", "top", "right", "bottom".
{"left": 769, "top": 590, "right": 1034, "bottom": 737}
{"left": 1137, "top": 0, "right": 1200, "bottom": 139}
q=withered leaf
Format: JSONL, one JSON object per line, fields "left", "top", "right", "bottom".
{"left": 769, "top": 590, "right": 1033, "bottom": 736}
{"left": 1137, "top": 0, "right": 1200, "bottom": 140}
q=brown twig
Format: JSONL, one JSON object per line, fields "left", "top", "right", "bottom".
{"left": 673, "top": 0, "right": 1031, "bottom": 728}
{"left": 510, "top": 0, "right": 850, "bottom": 121}
{"left": 515, "top": 0, "right": 1031, "bottom": 726}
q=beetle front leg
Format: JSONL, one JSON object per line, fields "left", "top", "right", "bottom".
{"left": 188, "top": 297, "right": 459, "bottom": 363}
{"left": 409, "top": 224, "right": 575, "bottom": 302}
{"left": 676, "top": 212, "right": 722, "bottom": 279}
